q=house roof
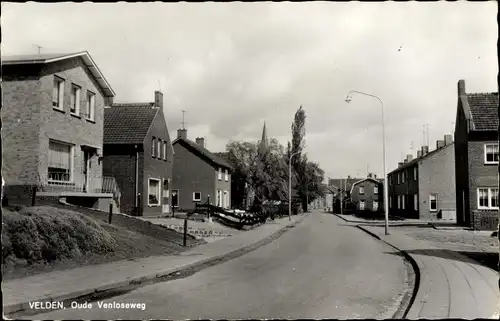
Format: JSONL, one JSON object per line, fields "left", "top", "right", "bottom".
{"left": 388, "top": 142, "right": 454, "bottom": 175}
{"left": 350, "top": 177, "right": 383, "bottom": 195}
{"left": 173, "top": 138, "right": 234, "bottom": 170}
{"left": 467, "top": 93, "right": 499, "bottom": 131}
{"left": 104, "top": 104, "right": 159, "bottom": 144}
{"left": 2, "top": 51, "right": 115, "bottom": 97}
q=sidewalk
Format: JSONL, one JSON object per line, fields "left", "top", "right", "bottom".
{"left": 3, "top": 214, "right": 308, "bottom": 316}
{"left": 334, "top": 213, "right": 457, "bottom": 227}
{"left": 356, "top": 224, "right": 499, "bottom": 319}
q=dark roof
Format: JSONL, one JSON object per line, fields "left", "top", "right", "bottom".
{"left": 104, "top": 105, "right": 159, "bottom": 144}
{"left": 2, "top": 51, "right": 115, "bottom": 97}
{"left": 173, "top": 138, "right": 233, "bottom": 170}
{"left": 467, "top": 93, "right": 499, "bottom": 131}
{"left": 388, "top": 142, "right": 454, "bottom": 175}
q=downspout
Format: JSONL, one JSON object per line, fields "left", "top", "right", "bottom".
{"left": 135, "top": 145, "right": 139, "bottom": 209}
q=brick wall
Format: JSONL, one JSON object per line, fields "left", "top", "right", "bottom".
{"left": 418, "top": 143, "right": 456, "bottom": 220}
{"left": 351, "top": 179, "right": 382, "bottom": 211}
{"left": 142, "top": 107, "right": 173, "bottom": 216}
{"left": 103, "top": 145, "right": 144, "bottom": 215}
{"left": 467, "top": 140, "right": 498, "bottom": 214}
{"left": 388, "top": 164, "right": 419, "bottom": 218}
{"left": 172, "top": 142, "right": 215, "bottom": 211}
{"left": 472, "top": 210, "right": 499, "bottom": 230}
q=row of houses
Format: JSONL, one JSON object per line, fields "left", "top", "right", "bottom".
{"left": 327, "top": 80, "right": 499, "bottom": 230}
{"left": 2, "top": 51, "right": 235, "bottom": 216}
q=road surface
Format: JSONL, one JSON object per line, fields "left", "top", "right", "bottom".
{"left": 30, "top": 212, "right": 410, "bottom": 319}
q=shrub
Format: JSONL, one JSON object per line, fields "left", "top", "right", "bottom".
{"left": 2, "top": 206, "right": 117, "bottom": 267}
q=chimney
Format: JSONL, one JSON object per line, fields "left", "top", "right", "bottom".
{"left": 444, "top": 134, "right": 453, "bottom": 145}
{"left": 374, "top": 174, "right": 377, "bottom": 179}
{"left": 368, "top": 173, "right": 372, "bottom": 178}
{"left": 154, "top": 91, "right": 163, "bottom": 109}
{"left": 177, "top": 128, "right": 187, "bottom": 140}
{"left": 406, "top": 154, "right": 413, "bottom": 162}
{"left": 347, "top": 175, "right": 351, "bottom": 179}
{"left": 421, "top": 146, "right": 429, "bottom": 156}
{"left": 458, "top": 79, "right": 466, "bottom": 96}
{"left": 195, "top": 137, "right": 205, "bottom": 148}
{"left": 398, "top": 162, "right": 404, "bottom": 167}
{"left": 104, "top": 96, "right": 114, "bottom": 106}
{"left": 417, "top": 150, "right": 422, "bottom": 158}
{"left": 436, "top": 140, "right": 445, "bottom": 149}
{"left": 403, "top": 158, "right": 408, "bottom": 163}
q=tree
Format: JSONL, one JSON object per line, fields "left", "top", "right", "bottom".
{"left": 290, "top": 105, "right": 308, "bottom": 211}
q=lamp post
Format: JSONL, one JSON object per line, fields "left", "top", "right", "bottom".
{"left": 289, "top": 151, "right": 300, "bottom": 221}
{"left": 345, "top": 90, "right": 389, "bottom": 235}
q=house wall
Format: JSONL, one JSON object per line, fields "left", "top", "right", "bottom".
{"left": 214, "top": 167, "right": 231, "bottom": 208}
{"left": 172, "top": 142, "right": 215, "bottom": 211}
{"left": 418, "top": 144, "right": 456, "bottom": 220}
{"left": 454, "top": 101, "right": 470, "bottom": 226}
{"left": 351, "top": 180, "right": 382, "bottom": 211}
{"left": 102, "top": 144, "right": 143, "bottom": 215}
{"left": 388, "top": 164, "right": 419, "bottom": 218}
{"left": 2, "top": 64, "right": 43, "bottom": 187}
{"left": 142, "top": 108, "right": 173, "bottom": 216}
{"left": 37, "top": 58, "right": 106, "bottom": 191}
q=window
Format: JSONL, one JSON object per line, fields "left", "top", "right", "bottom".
{"left": 359, "top": 200, "right": 365, "bottom": 210}
{"left": 193, "top": 192, "right": 201, "bottom": 201}
{"left": 157, "top": 139, "right": 162, "bottom": 159}
{"left": 224, "top": 191, "right": 229, "bottom": 208}
{"left": 373, "top": 200, "right": 378, "bottom": 211}
{"left": 148, "top": 179, "right": 161, "bottom": 206}
{"left": 70, "top": 84, "right": 81, "bottom": 115}
{"left": 414, "top": 194, "right": 418, "bottom": 210}
{"left": 397, "top": 195, "right": 401, "bottom": 209}
{"left": 397, "top": 173, "right": 400, "bottom": 184}
{"left": 218, "top": 167, "right": 222, "bottom": 180}
{"left": 389, "top": 196, "right": 392, "bottom": 208}
{"left": 86, "top": 91, "right": 95, "bottom": 121}
{"left": 53, "top": 77, "right": 64, "bottom": 110}
{"left": 429, "top": 194, "right": 437, "bottom": 212}
{"left": 477, "top": 188, "right": 499, "bottom": 210}
{"left": 48, "top": 140, "right": 73, "bottom": 182}
{"left": 163, "top": 141, "right": 167, "bottom": 160}
{"left": 225, "top": 169, "right": 229, "bottom": 182}
{"left": 374, "top": 185, "right": 378, "bottom": 195}
{"left": 402, "top": 171, "right": 405, "bottom": 183}
{"left": 413, "top": 167, "right": 417, "bottom": 181}
{"left": 484, "top": 144, "right": 499, "bottom": 164}
{"left": 359, "top": 186, "right": 364, "bottom": 195}
{"left": 152, "top": 137, "right": 156, "bottom": 157}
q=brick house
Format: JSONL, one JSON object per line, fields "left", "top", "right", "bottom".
{"left": 350, "top": 175, "right": 384, "bottom": 212}
{"left": 172, "top": 129, "right": 233, "bottom": 211}
{"left": 388, "top": 134, "right": 456, "bottom": 220}
{"left": 2, "top": 52, "right": 118, "bottom": 206}
{"left": 454, "top": 79, "right": 499, "bottom": 230}
{"left": 103, "top": 91, "right": 174, "bottom": 216}
{"left": 328, "top": 176, "right": 364, "bottom": 212}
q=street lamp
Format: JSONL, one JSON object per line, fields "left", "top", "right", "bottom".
{"left": 289, "top": 151, "right": 300, "bottom": 221}
{"left": 345, "top": 90, "right": 389, "bottom": 235}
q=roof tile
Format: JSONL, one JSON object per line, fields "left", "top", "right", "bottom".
{"left": 104, "top": 105, "right": 158, "bottom": 144}
{"left": 174, "top": 138, "right": 233, "bottom": 170}
{"left": 467, "top": 93, "right": 499, "bottom": 131}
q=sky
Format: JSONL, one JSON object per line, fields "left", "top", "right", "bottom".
{"left": 2, "top": 2, "right": 498, "bottom": 180}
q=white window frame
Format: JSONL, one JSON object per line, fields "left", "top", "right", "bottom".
{"left": 163, "top": 141, "right": 167, "bottom": 160}
{"left": 397, "top": 173, "right": 400, "bottom": 184}
{"left": 53, "top": 76, "right": 65, "bottom": 110}
{"left": 373, "top": 200, "right": 378, "bottom": 211}
{"left": 359, "top": 186, "right": 364, "bottom": 195}
{"left": 484, "top": 143, "right": 499, "bottom": 165}
{"left": 389, "top": 196, "right": 392, "bottom": 208}
{"left": 402, "top": 171, "right": 405, "bottom": 183}
{"left": 86, "top": 91, "right": 96, "bottom": 121}
{"left": 225, "top": 169, "right": 229, "bottom": 182}
{"left": 397, "top": 195, "right": 401, "bottom": 209}
{"left": 402, "top": 195, "right": 406, "bottom": 210}
{"left": 359, "top": 200, "right": 365, "bottom": 210}
{"left": 157, "top": 139, "right": 162, "bottom": 159}
{"left": 47, "top": 139, "right": 75, "bottom": 183}
{"left": 148, "top": 178, "right": 161, "bottom": 206}
{"left": 223, "top": 190, "right": 229, "bottom": 208}
{"left": 429, "top": 194, "right": 437, "bottom": 212}
{"left": 70, "top": 84, "right": 81, "bottom": 116}
{"left": 218, "top": 167, "right": 222, "bottom": 180}
{"left": 477, "top": 187, "right": 499, "bottom": 210}
{"left": 374, "top": 185, "right": 378, "bottom": 195}
{"left": 193, "top": 192, "right": 201, "bottom": 202}
{"left": 152, "top": 137, "right": 156, "bottom": 157}
{"left": 413, "top": 167, "right": 417, "bottom": 181}
{"left": 414, "top": 194, "right": 418, "bottom": 211}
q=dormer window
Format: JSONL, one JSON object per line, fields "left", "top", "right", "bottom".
{"left": 484, "top": 143, "right": 499, "bottom": 164}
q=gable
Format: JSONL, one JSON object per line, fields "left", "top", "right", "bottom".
{"left": 173, "top": 138, "right": 233, "bottom": 170}
{"left": 104, "top": 105, "right": 159, "bottom": 144}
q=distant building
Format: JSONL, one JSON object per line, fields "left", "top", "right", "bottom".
{"left": 454, "top": 79, "right": 499, "bottom": 230}
{"left": 172, "top": 129, "right": 233, "bottom": 211}
{"left": 388, "top": 134, "right": 455, "bottom": 220}
{"left": 350, "top": 175, "right": 384, "bottom": 212}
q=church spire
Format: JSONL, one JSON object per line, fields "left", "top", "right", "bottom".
{"left": 259, "top": 121, "right": 269, "bottom": 154}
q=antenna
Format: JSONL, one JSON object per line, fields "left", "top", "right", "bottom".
{"left": 422, "top": 125, "right": 425, "bottom": 146}
{"left": 426, "top": 124, "right": 430, "bottom": 147}
{"left": 410, "top": 140, "right": 414, "bottom": 154}
{"left": 33, "top": 44, "right": 42, "bottom": 54}
{"left": 157, "top": 80, "right": 162, "bottom": 91}
{"left": 181, "top": 110, "right": 187, "bottom": 129}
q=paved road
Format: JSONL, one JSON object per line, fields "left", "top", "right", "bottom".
{"left": 31, "top": 213, "right": 410, "bottom": 319}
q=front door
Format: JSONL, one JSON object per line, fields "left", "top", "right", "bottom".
{"left": 172, "top": 189, "right": 179, "bottom": 208}
{"left": 82, "top": 150, "right": 90, "bottom": 192}
{"left": 217, "top": 190, "right": 222, "bottom": 207}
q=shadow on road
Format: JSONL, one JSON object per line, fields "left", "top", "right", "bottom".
{"left": 385, "top": 249, "right": 499, "bottom": 272}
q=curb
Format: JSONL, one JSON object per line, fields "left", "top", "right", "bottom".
{"left": 4, "top": 214, "right": 309, "bottom": 317}
{"left": 355, "top": 225, "right": 420, "bottom": 320}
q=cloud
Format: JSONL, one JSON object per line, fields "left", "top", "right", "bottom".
{"left": 2, "top": 2, "right": 497, "bottom": 180}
